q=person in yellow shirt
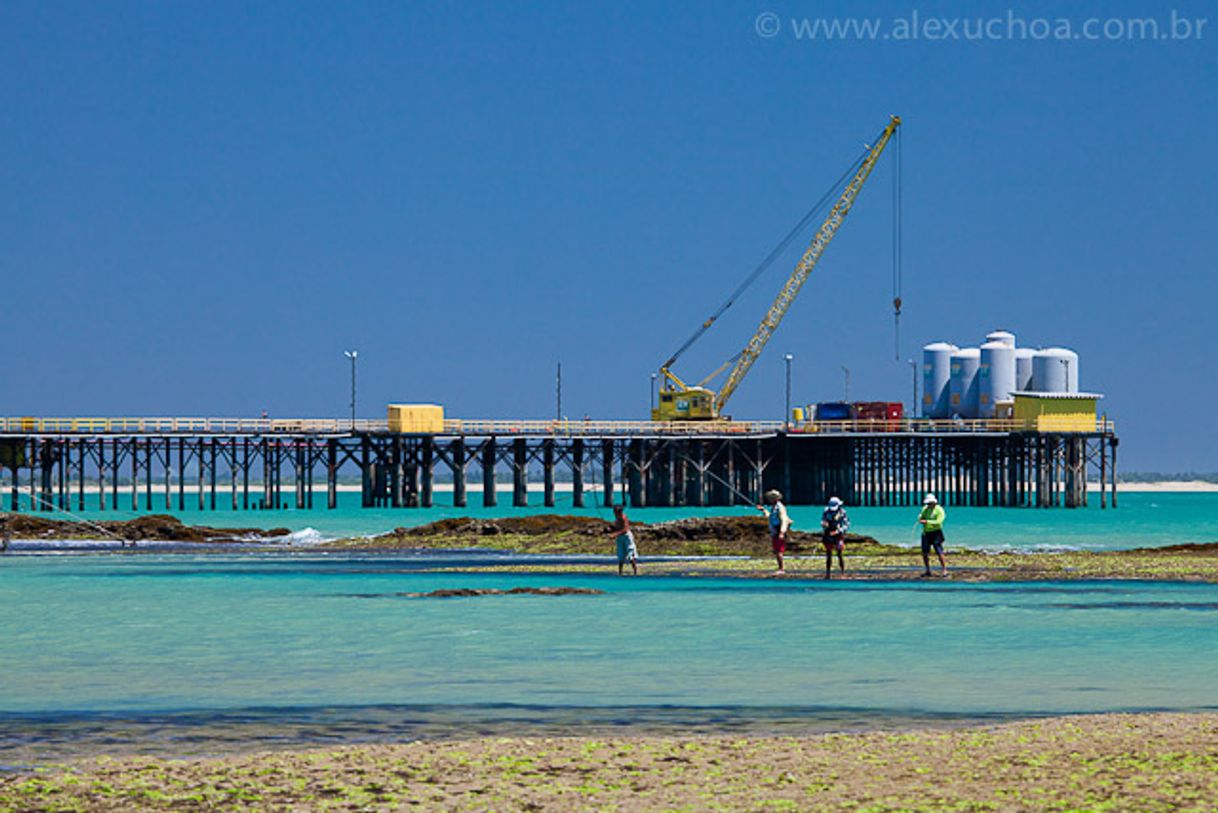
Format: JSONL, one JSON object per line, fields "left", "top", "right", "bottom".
{"left": 917, "top": 493, "right": 948, "bottom": 577}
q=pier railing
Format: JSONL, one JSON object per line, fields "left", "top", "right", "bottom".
{"left": 0, "top": 416, "right": 1115, "bottom": 436}
{"left": 0, "top": 417, "right": 388, "bottom": 434}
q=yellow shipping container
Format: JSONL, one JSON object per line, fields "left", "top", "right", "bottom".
{"left": 387, "top": 404, "right": 445, "bottom": 434}
{"left": 1012, "top": 392, "right": 1101, "bottom": 432}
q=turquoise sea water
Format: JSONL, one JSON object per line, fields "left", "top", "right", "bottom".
{"left": 3, "top": 553, "right": 1218, "bottom": 763}
{"left": 6, "top": 490, "right": 1218, "bottom": 552}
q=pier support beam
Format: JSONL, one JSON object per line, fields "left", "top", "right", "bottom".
{"left": 391, "top": 437, "right": 404, "bottom": 508}
{"left": 542, "top": 440, "right": 555, "bottom": 508}
{"left": 421, "top": 437, "right": 434, "bottom": 508}
{"left": 512, "top": 438, "right": 528, "bottom": 507}
{"left": 628, "top": 439, "right": 644, "bottom": 507}
{"left": 360, "top": 436, "right": 372, "bottom": 508}
{"left": 601, "top": 439, "right": 614, "bottom": 507}
{"left": 571, "top": 439, "right": 584, "bottom": 508}
{"left": 452, "top": 439, "right": 467, "bottom": 508}
{"left": 482, "top": 438, "right": 497, "bottom": 507}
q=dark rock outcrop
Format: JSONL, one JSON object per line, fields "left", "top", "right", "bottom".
{"left": 0, "top": 512, "right": 290, "bottom": 543}
{"left": 398, "top": 587, "right": 604, "bottom": 598}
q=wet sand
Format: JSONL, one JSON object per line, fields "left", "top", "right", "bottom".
{"left": 326, "top": 514, "right": 1218, "bottom": 582}
{"left": 3, "top": 713, "right": 1216, "bottom": 811}
{"left": 7, "top": 512, "right": 1218, "bottom": 582}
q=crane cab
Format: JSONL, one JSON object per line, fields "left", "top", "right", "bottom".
{"left": 652, "top": 387, "right": 718, "bottom": 421}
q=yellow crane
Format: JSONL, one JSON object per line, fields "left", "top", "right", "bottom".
{"left": 653, "top": 115, "right": 901, "bottom": 421}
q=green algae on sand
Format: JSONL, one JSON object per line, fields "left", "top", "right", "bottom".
{"left": 4, "top": 713, "right": 1217, "bottom": 812}
{"left": 324, "top": 514, "right": 1218, "bottom": 582}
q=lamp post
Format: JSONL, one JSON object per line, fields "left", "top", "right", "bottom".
{"left": 908, "top": 359, "right": 918, "bottom": 417}
{"left": 841, "top": 365, "right": 851, "bottom": 402}
{"left": 556, "top": 362, "right": 562, "bottom": 421}
{"left": 343, "top": 350, "right": 358, "bottom": 430}
{"left": 783, "top": 354, "right": 793, "bottom": 428}
{"left": 650, "top": 372, "right": 658, "bottom": 414}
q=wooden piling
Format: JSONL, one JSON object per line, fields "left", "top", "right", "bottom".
{"left": 512, "top": 437, "right": 528, "bottom": 507}
{"left": 542, "top": 439, "right": 555, "bottom": 508}
{"left": 421, "top": 437, "right": 434, "bottom": 508}
{"left": 452, "top": 438, "right": 467, "bottom": 508}
{"left": 482, "top": 438, "right": 497, "bottom": 507}
{"left": 571, "top": 438, "right": 584, "bottom": 508}
{"left": 601, "top": 439, "right": 614, "bottom": 507}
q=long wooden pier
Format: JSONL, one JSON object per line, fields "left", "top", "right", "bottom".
{"left": 0, "top": 417, "right": 1118, "bottom": 511}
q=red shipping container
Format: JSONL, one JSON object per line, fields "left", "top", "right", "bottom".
{"left": 852, "top": 402, "right": 903, "bottom": 429}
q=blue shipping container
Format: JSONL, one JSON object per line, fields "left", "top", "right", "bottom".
{"left": 815, "top": 402, "right": 853, "bottom": 421}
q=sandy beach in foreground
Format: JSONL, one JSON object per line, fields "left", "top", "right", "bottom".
{"left": 4, "top": 713, "right": 1215, "bottom": 812}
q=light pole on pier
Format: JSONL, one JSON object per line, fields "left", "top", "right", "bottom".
{"left": 908, "top": 359, "right": 918, "bottom": 417}
{"left": 344, "top": 350, "right": 358, "bottom": 430}
{"left": 783, "top": 354, "right": 793, "bottom": 429}
{"left": 841, "top": 365, "right": 851, "bottom": 402}
{"left": 650, "top": 372, "right": 658, "bottom": 414}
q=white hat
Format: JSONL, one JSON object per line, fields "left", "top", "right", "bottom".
{"left": 827, "top": 497, "right": 843, "bottom": 509}
{"left": 923, "top": 493, "right": 938, "bottom": 504}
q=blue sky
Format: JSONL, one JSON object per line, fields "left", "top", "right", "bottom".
{"left": 2, "top": 1, "right": 1215, "bottom": 470}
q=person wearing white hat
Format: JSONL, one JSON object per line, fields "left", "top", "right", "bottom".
{"left": 917, "top": 493, "right": 948, "bottom": 576}
{"left": 820, "top": 497, "right": 850, "bottom": 579}
{"left": 757, "top": 489, "right": 791, "bottom": 574}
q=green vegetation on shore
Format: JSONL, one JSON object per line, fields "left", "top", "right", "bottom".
{"left": 4, "top": 713, "right": 1216, "bottom": 812}
{"left": 323, "top": 515, "right": 1218, "bottom": 582}
{"left": 7, "top": 511, "right": 1218, "bottom": 582}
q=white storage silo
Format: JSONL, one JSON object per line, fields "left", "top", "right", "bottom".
{"left": 949, "top": 348, "right": 981, "bottom": 418}
{"left": 979, "top": 341, "right": 1017, "bottom": 417}
{"left": 985, "top": 330, "right": 1016, "bottom": 348}
{"left": 921, "top": 342, "right": 957, "bottom": 418}
{"left": 1032, "top": 348, "right": 1080, "bottom": 393}
{"left": 1015, "top": 348, "right": 1035, "bottom": 392}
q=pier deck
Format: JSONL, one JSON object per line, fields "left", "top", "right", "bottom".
{"left": 0, "top": 418, "right": 1118, "bottom": 511}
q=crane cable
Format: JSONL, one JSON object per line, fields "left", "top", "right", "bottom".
{"left": 892, "top": 124, "right": 903, "bottom": 360}
{"left": 661, "top": 147, "right": 871, "bottom": 372}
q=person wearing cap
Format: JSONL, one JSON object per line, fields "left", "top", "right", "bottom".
{"left": 820, "top": 497, "right": 849, "bottom": 579}
{"left": 918, "top": 493, "right": 948, "bottom": 576}
{"left": 757, "top": 489, "right": 791, "bottom": 574}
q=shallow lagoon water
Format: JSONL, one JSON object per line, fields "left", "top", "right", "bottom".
{"left": 3, "top": 553, "right": 1218, "bottom": 762}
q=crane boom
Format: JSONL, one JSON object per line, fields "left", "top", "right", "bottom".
{"left": 714, "top": 115, "right": 900, "bottom": 413}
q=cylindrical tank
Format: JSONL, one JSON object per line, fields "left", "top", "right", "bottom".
{"left": 1015, "top": 348, "right": 1035, "bottom": 392}
{"left": 921, "top": 342, "right": 957, "bottom": 418}
{"left": 948, "top": 348, "right": 981, "bottom": 418}
{"left": 978, "top": 341, "right": 1016, "bottom": 417}
{"left": 985, "top": 330, "right": 1016, "bottom": 348}
{"left": 1032, "top": 348, "right": 1080, "bottom": 393}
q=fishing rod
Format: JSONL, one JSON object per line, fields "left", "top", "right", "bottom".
{"left": 26, "top": 493, "right": 134, "bottom": 547}
{"left": 580, "top": 461, "right": 609, "bottom": 519}
{"left": 669, "top": 447, "right": 765, "bottom": 508}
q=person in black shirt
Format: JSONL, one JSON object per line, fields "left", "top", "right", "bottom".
{"left": 820, "top": 497, "right": 849, "bottom": 579}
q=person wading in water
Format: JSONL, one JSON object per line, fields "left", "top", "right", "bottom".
{"left": 821, "top": 497, "right": 849, "bottom": 579}
{"left": 757, "top": 490, "right": 791, "bottom": 575}
{"left": 918, "top": 493, "right": 948, "bottom": 577}
{"left": 609, "top": 504, "right": 638, "bottom": 576}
